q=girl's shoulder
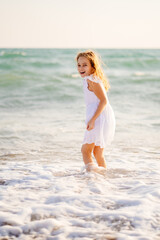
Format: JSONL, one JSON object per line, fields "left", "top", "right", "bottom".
{"left": 84, "top": 74, "right": 101, "bottom": 83}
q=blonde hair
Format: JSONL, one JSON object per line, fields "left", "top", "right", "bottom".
{"left": 76, "top": 50, "right": 110, "bottom": 91}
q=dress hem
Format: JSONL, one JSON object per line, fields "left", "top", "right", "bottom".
{"left": 82, "top": 140, "right": 112, "bottom": 149}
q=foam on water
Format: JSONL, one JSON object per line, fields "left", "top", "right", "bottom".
{"left": 0, "top": 153, "right": 160, "bottom": 240}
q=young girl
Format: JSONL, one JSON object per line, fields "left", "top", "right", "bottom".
{"left": 76, "top": 50, "right": 116, "bottom": 172}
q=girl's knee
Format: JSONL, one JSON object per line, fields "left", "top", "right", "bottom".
{"left": 93, "top": 147, "right": 104, "bottom": 158}
{"left": 81, "top": 144, "right": 92, "bottom": 156}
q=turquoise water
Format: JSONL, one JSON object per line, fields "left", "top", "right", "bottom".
{"left": 0, "top": 48, "right": 159, "bottom": 156}
{"left": 0, "top": 49, "right": 160, "bottom": 240}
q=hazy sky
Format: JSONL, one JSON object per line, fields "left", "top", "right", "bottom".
{"left": 0, "top": 0, "right": 160, "bottom": 48}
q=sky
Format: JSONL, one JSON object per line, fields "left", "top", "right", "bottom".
{"left": 0, "top": 0, "right": 160, "bottom": 48}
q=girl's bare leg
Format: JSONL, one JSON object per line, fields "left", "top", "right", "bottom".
{"left": 81, "top": 143, "right": 95, "bottom": 171}
{"left": 93, "top": 146, "right": 107, "bottom": 168}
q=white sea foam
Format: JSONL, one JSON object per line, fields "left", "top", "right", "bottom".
{"left": 134, "top": 71, "right": 145, "bottom": 76}
{"left": 0, "top": 50, "right": 26, "bottom": 57}
{"left": 0, "top": 153, "right": 160, "bottom": 240}
{"left": 71, "top": 73, "right": 80, "bottom": 78}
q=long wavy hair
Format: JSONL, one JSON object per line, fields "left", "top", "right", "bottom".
{"left": 76, "top": 50, "right": 110, "bottom": 91}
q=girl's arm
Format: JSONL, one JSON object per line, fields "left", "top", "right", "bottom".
{"left": 87, "top": 79, "right": 107, "bottom": 131}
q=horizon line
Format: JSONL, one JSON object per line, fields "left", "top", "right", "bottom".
{"left": 0, "top": 47, "right": 160, "bottom": 50}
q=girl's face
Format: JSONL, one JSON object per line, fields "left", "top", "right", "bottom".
{"left": 77, "top": 56, "right": 94, "bottom": 77}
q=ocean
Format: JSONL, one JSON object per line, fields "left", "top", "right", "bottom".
{"left": 0, "top": 48, "right": 160, "bottom": 240}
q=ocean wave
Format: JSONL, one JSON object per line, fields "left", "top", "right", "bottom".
{"left": 0, "top": 50, "right": 27, "bottom": 57}
{"left": 107, "top": 56, "right": 160, "bottom": 70}
{"left": 31, "top": 61, "right": 61, "bottom": 68}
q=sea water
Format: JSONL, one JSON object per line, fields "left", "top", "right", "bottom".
{"left": 0, "top": 49, "right": 160, "bottom": 239}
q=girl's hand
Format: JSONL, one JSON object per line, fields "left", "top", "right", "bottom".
{"left": 87, "top": 119, "right": 95, "bottom": 131}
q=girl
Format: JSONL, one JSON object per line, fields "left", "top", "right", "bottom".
{"left": 76, "top": 50, "right": 116, "bottom": 172}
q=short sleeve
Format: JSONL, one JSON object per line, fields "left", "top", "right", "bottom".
{"left": 84, "top": 74, "right": 101, "bottom": 83}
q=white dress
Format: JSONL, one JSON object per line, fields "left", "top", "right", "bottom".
{"left": 82, "top": 74, "right": 116, "bottom": 148}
